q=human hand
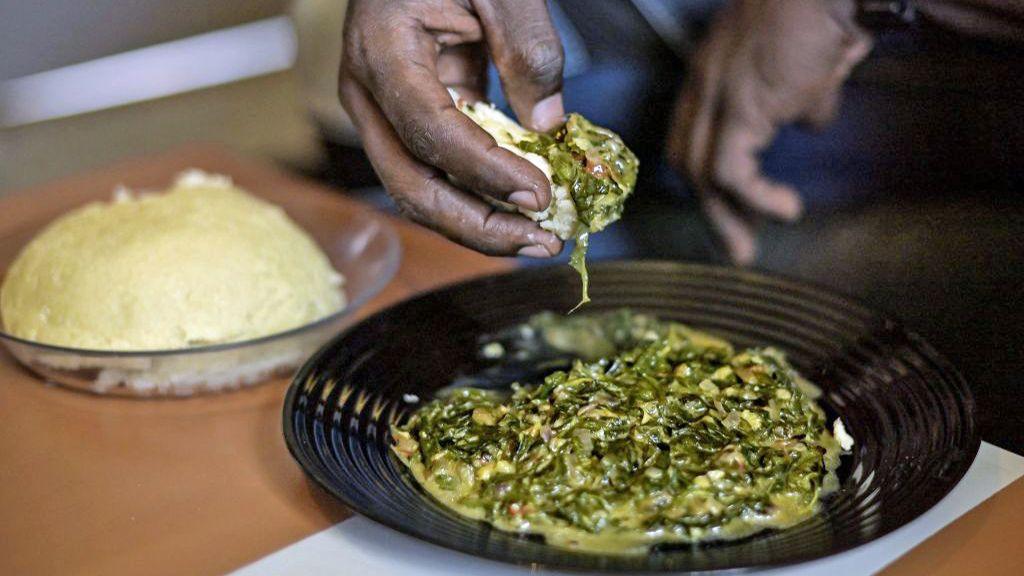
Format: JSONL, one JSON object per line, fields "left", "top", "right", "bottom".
{"left": 339, "top": 0, "right": 567, "bottom": 257}
{"left": 667, "top": 0, "right": 872, "bottom": 264}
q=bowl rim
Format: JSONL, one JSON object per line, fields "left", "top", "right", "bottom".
{"left": 0, "top": 209, "right": 402, "bottom": 358}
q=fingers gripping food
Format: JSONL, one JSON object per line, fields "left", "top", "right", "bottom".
{"left": 451, "top": 91, "right": 638, "bottom": 309}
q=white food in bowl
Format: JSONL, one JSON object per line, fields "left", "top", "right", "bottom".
{"left": 1, "top": 170, "right": 345, "bottom": 351}
{"left": 0, "top": 170, "right": 349, "bottom": 395}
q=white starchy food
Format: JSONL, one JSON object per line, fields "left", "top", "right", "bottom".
{"left": 448, "top": 89, "right": 580, "bottom": 240}
{"left": 0, "top": 170, "right": 347, "bottom": 394}
{"left": 1, "top": 169, "right": 345, "bottom": 351}
{"left": 833, "top": 418, "right": 855, "bottom": 451}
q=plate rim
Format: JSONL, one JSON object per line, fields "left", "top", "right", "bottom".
{"left": 282, "top": 259, "right": 980, "bottom": 573}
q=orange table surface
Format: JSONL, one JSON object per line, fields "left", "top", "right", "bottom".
{"left": 0, "top": 145, "right": 513, "bottom": 575}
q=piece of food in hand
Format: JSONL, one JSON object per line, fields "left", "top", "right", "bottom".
{"left": 392, "top": 310, "right": 849, "bottom": 553}
{"left": 451, "top": 90, "right": 639, "bottom": 309}
{"left": 0, "top": 170, "right": 345, "bottom": 351}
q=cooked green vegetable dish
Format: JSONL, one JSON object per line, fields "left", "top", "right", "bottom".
{"left": 392, "top": 311, "right": 848, "bottom": 553}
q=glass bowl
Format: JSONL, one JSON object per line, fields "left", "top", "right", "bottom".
{"left": 0, "top": 202, "right": 401, "bottom": 397}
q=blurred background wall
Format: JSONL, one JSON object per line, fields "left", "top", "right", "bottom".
{"left": 0, "top": 0, "right": 345, "bottom": 193}
{"left": 1, "top": 0, "right": 285, "bottom": 79}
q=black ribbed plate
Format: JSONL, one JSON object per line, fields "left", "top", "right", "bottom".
{"left": 283, "top": 261, "right": 978, "bottom": 572}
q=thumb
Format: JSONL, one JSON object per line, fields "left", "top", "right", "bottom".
{"left": 473, "top": 0, "right": 565, "bottom": 131}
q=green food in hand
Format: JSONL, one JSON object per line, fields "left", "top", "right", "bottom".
{"left": 518, "top": 115, "right": 637, "bottom": 311}
{"left": 516, "top": 114, "right": 638, "bottom": 232}
{"left": 392, "top": 311, "right": 847, "bottom": 553}
{"left": 454, "top": 93, "right": 638, "bottom": 309}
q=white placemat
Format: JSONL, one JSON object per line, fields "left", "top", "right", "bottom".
{"left": 234, "top": 442, "right": 1024, "bottom": 576}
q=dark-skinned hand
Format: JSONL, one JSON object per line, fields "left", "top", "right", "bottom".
{"left": 339, "top": 0, "right": 567, "bottom": 258}
{"left": 667, "top": 0, "right": 872, "bottom": 264}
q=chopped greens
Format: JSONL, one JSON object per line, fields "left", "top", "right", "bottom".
{"left": 515, "top": 115, "right": 638, "bottom": 309}
{"left": 453, "top": 93, "right": 638, "bottom": 309}
{"left": 516, "top": 114, "right": 638, "bottom": 232}
{"left": 567, "top": 232, "right": 590, "bottom": 312}
{"left": 392, "top": 311, "right": 846, "bottom": 553}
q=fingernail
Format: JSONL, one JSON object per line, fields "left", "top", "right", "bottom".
{"left": 508, "top": 191, "right": 541, "bottom": 211}
{"left": 530, "top": 93, "right": 565, "bottom": 132}
{"left": 518, "top": 244, "right": 554, "bottom": 258}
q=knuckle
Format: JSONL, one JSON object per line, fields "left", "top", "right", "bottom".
{"left": 388, "top": 191, "right": 428, "bottom": 225}
{"left": 341, "top": 27, "right": 358, "bottom": 59}
{"left": 475, "top": 211, "right": 519, "bottom": 255}
{"left": 389, "top": 173, "right": 448, "bottom": 229}
{"left": 341, "top": 24, "right": 367, "bottom": 72}
{"left": 510, "top": 37, "right": 564, "bottom": 88}
{"left": 399, "top": 117, "right": 441, "bottom": 165}
{"left": 338, "top": 59, "right": 361, "bottom": 101}
{"left": 341, "top": 43, "right": 380, "bottom": 90}
{"left": 341, "top": 17, "right": 398, "bottom": 86}
{"left": 339, "top": 50, "right": 361, "bottom": 81}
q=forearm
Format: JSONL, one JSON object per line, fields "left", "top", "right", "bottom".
{"left": 916, "top": 0, "right": 1024, "bottom": 42}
